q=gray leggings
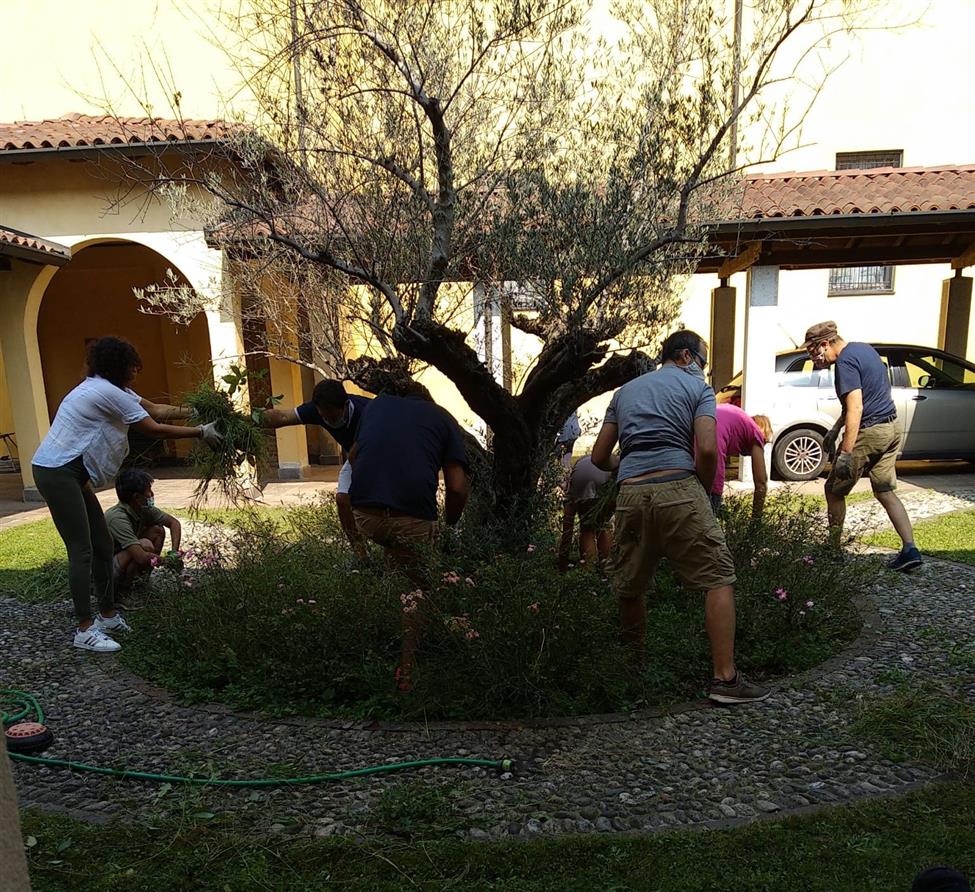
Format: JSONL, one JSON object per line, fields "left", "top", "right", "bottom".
{"left": 32, "top": 458, "right": 115, "bottom": 623}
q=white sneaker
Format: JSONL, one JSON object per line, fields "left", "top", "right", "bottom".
{"left": 73, "top": 626, "right": 121, "bottom": 653}
{"left": 95, "top": 613, "right": 132, "bottom": 634}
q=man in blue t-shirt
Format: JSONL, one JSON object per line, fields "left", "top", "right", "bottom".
{"left": 348, "top": 392, "right": 470, "bottom": 690}
{"left": 262, "top": 379, "right": 370, "bottom": 553}
{"left": 805, "top": 321, "right": 920, "bottom": 571}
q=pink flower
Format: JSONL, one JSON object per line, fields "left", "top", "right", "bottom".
{"left": 528, "top": 602, "right": 540, "bottom": 614}
{"left": 775, "top": 587, "right": 788, "bottom": 602}
{"left": 182, "top": 550, "right": 193, "bottom": 559}
{"left": 799, "top": 609, "right": 806, "bottom": 617}
{"left": 802, "top": 555, "right": 814, "bottom": 566}
{"left": 465, "top": 629, "right": 480, "bottom": 641}
{"left": 297, "top": 598, "right": 305, "bottom": 604}
{"left": 183, "top": 579, "right": 194, "bottom": 588}
{"left": 149, "top": 555, "right": 160, "bottom": 567}
{"left": 465, "top": 577, "right": 475, "bottom": 587}
{"left": 527, "top": 544, "right": 536, "bottom": 553}
{"left": 805, "top": 600, "right": 814, "bottom": 608}
{"left": 446, "top": 614, "right": 472, "bottom": 633}
{"left": 400, "top": 590, "right": 424, "bottom": 614}
{"left": 442, "top": 571, "right": 461, "bottom": 585}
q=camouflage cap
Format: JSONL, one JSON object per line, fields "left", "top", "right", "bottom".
{"left": 803, "top": 321, "right": 839, "bottom": 349}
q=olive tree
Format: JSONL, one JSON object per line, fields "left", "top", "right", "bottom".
{"left": 126, "top": 0, "right": 873, "bottom": 528}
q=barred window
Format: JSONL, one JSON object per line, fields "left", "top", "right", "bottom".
{"left": 835, "top": 150, "right": 903, "bottom": 171}
{"left": 829, "top": 150, "right": 903, "bottom": 295}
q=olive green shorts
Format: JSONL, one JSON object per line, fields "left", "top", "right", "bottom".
{"left": 825, "top": 420, "right": 899, "bottom": 498}
{"left": 608, "top": 475, "right": 736, "bottom": 597}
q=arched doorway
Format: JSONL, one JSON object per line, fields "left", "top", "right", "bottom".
{"left": 36, "top": 240, "right": 212, "bottom": 465}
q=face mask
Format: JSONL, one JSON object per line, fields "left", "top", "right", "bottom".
{"left": 146, "top": 497, "right": 155, "bottom": 508}
{"left": 682, "top": 361, "right": 706, "bottom": 379}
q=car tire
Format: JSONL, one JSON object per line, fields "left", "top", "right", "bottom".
{"left": 773, "top": 428, "right": 828, "bottom": 481}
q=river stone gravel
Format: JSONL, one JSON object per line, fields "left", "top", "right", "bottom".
{"left": 5, "top": 538, "right": 972, "bottom": 840}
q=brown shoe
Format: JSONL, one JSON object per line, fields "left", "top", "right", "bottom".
{"left": 708, "top": 671, "right": 771, "bottom": 705}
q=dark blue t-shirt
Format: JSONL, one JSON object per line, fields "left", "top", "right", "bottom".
{"left": 834, "top": 342, "right": 896, "bottom": 428}
{"left": 349, "top": 395, "right": 469, "bottom": 521}
{"left": 294, "top": 394, "right": 371, "bottom": 451}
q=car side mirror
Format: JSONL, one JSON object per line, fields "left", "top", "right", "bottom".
{"left": 918, "top": 374, "right": 934, "bottom": 389}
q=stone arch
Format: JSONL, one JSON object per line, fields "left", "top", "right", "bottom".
{"left": 34, "top": 238, "right": 213, "bottom": 463}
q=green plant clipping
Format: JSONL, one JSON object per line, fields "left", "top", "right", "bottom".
{"left": 183, "top": 364, "right": 276, "bottom": 505}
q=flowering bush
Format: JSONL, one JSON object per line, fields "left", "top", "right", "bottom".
{"left": 122, "top": 491, "right": 864, "bottom": 720}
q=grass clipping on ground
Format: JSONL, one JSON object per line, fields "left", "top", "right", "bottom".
{"left": 184, "top": 373, "right": 268, "bottom": 506}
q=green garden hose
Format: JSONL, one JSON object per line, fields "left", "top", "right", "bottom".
{"left": 1, "top": 688, "right": 512, "bottom": 786}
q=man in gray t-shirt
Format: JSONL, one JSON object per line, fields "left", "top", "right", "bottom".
{"left": 592, "top": 329, "right": 769, "bottom": 705}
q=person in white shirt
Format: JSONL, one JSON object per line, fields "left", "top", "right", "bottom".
{"left": 32, "top": 337, "right": 221, "bottom": 653}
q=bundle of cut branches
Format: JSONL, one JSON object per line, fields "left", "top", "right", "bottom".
{"left": 184, "top": 365, "right": 270, "bottom": 505}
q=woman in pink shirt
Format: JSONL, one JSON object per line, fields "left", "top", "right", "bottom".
{"left": 712, "top": 405, "right": 772, "bottom": 517}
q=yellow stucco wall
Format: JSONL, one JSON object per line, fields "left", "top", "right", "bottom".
{"left": 0, "top": 349, "right": 14, "bottom": 438}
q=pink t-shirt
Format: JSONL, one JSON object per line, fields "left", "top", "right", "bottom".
{"left": 713, "top": 404, "right": 765, "bottom": 495}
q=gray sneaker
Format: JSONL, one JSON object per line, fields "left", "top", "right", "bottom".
{"left": 887, "top": 545, "right": 922, "bottom": 573}
{"left": 708, "top": 671, "right": 771, "bottom": 705}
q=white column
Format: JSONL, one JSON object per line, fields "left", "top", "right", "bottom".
{"left": 471, "top": 283, "right": 505, "bottom": 444}
{"left": 739, "top": 265, "right": 778, "bottom": 482}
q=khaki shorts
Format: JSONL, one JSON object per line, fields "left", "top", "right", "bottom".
{"left": 353, "top": 509, "right": 435, "bottom": 572}
{"left": 825, "top": 420, "right": 899, "bottom": 498}
{"left": 609, "top": 475, "right": 736, "bottom": 597}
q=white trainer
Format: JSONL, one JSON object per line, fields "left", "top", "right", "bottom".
{"left": 95, "top": 613, "right": 132, "bottom": 634}
{"left": 73, "top": 626, "right": 121, "bottom": 653}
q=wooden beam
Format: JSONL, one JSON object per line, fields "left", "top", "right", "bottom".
{"left": 951, "top": 238, "right": 975, "bottom": 269}
{"left": 717, "top": 241, "right": 761, "bottom": 278}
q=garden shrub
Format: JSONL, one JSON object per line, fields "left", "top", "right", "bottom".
{"left": 122, "top": 491, "right": 865, "bottom": 720}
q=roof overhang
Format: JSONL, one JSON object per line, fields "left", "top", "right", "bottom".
{"left": 698, "top": 209, "right": 975, "bottom": 273}
{"left": 0, "top": 140, "right": 230, "bottom": 165}
{"left": 0, "top": 227, "right": 71, "bottom": 266}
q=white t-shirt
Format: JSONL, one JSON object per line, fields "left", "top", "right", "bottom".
{"left": 32, "top": 376, "right": 150, "bottom": 488}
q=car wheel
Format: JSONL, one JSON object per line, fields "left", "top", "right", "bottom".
{"left": 773, "top": 428, "right": 827, "bottom": 481}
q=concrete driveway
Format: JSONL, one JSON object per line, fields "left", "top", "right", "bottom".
{"left": 0, "top": 464, "right": 341, "bottom": 530}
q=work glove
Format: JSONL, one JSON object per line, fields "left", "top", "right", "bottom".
{"left": 199, "top": 421, "right": 223, "bottom": 447}
{"left": 822, "top": 425, "right": 841, "bottom": 462}
{"left": 833, "top": 451, "right": 855, "bottom": 482}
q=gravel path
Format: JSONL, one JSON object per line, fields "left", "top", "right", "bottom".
{"left": 5, "top": 542, "right": 972, "bottom": 840}
{"left": 844, "top": 487, "right": 975, "bottom": 534}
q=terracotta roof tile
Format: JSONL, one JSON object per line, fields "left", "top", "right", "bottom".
{"left": 0, "top": 113, "right": 231, "bottom": 153}
{"left": 737, "top": 164, "right": 975, "bottom": 220}
{"left": 0, "top": 227, "right": 71, "bottom": 263}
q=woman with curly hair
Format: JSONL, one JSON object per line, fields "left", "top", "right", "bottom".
{"left": 32, "top": 336, "right": 222, "bottom": 653}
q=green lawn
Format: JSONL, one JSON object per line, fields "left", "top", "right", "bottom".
{"left": 0, "top": 510, "right": 285, "bottom": 603}
{"left": 863, "top": 508, "right": 975, "bottom": 567}
{"left": 20, "top": 782, "right": 975, "bottom": 891}
{"left": 0, "top": 520, "right": 67, "bottom": 603}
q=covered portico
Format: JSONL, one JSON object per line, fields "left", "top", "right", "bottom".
{"left": 700, "top": 165, "right": 975, "bottom": 477}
